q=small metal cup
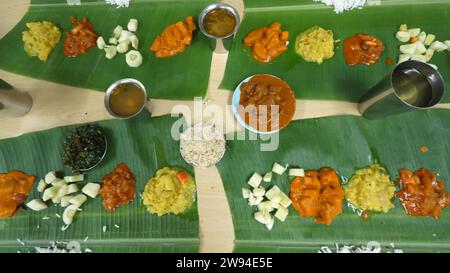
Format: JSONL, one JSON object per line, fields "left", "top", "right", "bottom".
{"left": 104, "top": 78, "right": 151, "bottom": 120}
{"left": 0, "top": 79, "right": 33, "bottom": 117}
{"left": 358, "top": 61, "right": 445, "bottom": 119}
{"left": 198, "top": 3, "right": 240, "bottom": 54}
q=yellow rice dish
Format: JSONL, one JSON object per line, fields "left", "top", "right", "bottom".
{"left": 22, "top": 21, "right": 61, "bottom": 62}
{"left": 142, "top": 167, "right": 196, "bottom": 216}
{"left": 344, "top": 164, "right": 395, "bottom": 213}
{"left": 294, "top": 26, "right": 335, "bottom": 64}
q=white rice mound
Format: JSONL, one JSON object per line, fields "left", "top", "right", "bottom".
{"left": 314, "top": 0, "right": 367, "bottom": 14}
{"left": 105, "top": 0, "right": 130, "bottom": 8}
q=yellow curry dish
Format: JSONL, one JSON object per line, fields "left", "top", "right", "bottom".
{"left": 344, "top": 164, "right": 395, "bottom": 213}
{"left": 22, "top": 21, "right": 61, "bottom": 62}
{"left": 295, "top": 26, "right": 335, "bottom": 64}
{"left": 142, "top": 167, "right": 196, "bottom": 216}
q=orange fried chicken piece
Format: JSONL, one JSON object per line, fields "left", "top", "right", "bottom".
{"left": 150, "top": 16, "right": 197, "bottom": 58}
{"left": 290, "top": 168, "right": 344, "bottom": 225}
{"left": 0, "top": 171, "right": 36, "bottom": 219}
{"left": 243, "top": 22, "right": 289, "bottom": 63}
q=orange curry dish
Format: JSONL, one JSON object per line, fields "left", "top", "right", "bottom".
{"left": 343, "top": 33, "right": 385, "bottom": 66}
{"left": 63, "top": 16, "right": 98, "bottom": 57}
{"left": 290, "top": 168, "right": 344, "bottom": 225}
{"left": 0, "top": 171, "right": 36, "bottom": 219}
{"left": 150, "top": 16, "right": 196, "bottom": 58}
{"left": 243, "top": 22, "right": 289, "bottom": 63}
{"left": 239, "top": 75, "right": 296, "bottom": 132}
{"left": 99, "top": 163, "right": 136, "bottom": 212}
{"left": 396, "top": 168, "right": 450, "bottom": 220}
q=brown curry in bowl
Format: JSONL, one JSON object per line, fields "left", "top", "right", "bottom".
{"left": 239, "top": 74, "right": 296, "bottom": 132}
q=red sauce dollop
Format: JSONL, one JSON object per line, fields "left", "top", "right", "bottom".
{"left": 343, "top": 33, "right": 385, "bottom": 66}
{"left": 99, "top": 163, "right": 135, "bottom": 212}
{"left": 63, "top": 16, "right": 98, "bottom": 57}
{"left": 396, "top": 168, "right": 450, "bottom": 220}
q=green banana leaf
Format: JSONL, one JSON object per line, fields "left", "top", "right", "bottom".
{"left": 217, "top": 109, "right": 450, "bottom": 253}
{"left": 221, "top": 0, "right": 450, "bottom": 103}
{"left": 0, "top": 0, "right": 215, "bottom": 100}
{"left": 0, "top": 114, "right": 199, "bottom": 253}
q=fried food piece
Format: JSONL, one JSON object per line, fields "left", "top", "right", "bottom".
{"left": 150, "top": 16, "right": 196, "bottom": 58}
{"left": 0, "top": 171, "right": 36, "bottom": 218}
{"left": 99, "top": 163, "right": 135, "bottom": 212}
{"left": 243, "top": 22, "right": 289, "bottom": 63}
{"left": 290, "top": 168, "right": 344, "bottom": 225}
{"left": 63, "top": 16, "right": 98, "bottom": 57}
{"left": 396, "top": 168, "right": 450, "bottom": 220}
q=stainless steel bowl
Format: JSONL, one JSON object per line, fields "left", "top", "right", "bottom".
{"left": 198, "top": 3, "right": 241, "bottom": 53}
{"left": 104, "top": 78, "right": 147, "bottom": 119}
{"left": 198, "top": 3, "right": 241, "bottom": 39}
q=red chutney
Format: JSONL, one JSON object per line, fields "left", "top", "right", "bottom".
{"left": 63, "top": 16, "right": 98, "bottom": 57}
{"left": 343, "top": 33, "right": 385, "bottom": 66}
{"left": 396, "top": 168, "right": 450, "bottom": 220}
{"left": 99, "top": 163, "right": 136, "bottom": 212}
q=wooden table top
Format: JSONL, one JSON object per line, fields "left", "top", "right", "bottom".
{"left": 1, "top": 0, "right": 449, "bottom": 252}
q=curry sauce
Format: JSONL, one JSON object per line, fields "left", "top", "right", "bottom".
{"left": 109, "top": 83, "right": 145, "bottom": 117}
{"left": 239, "top": 75, "right": 295, "bottom": 132}
{"left": 203, "top": 9, "right": 236, "bottom": 37}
